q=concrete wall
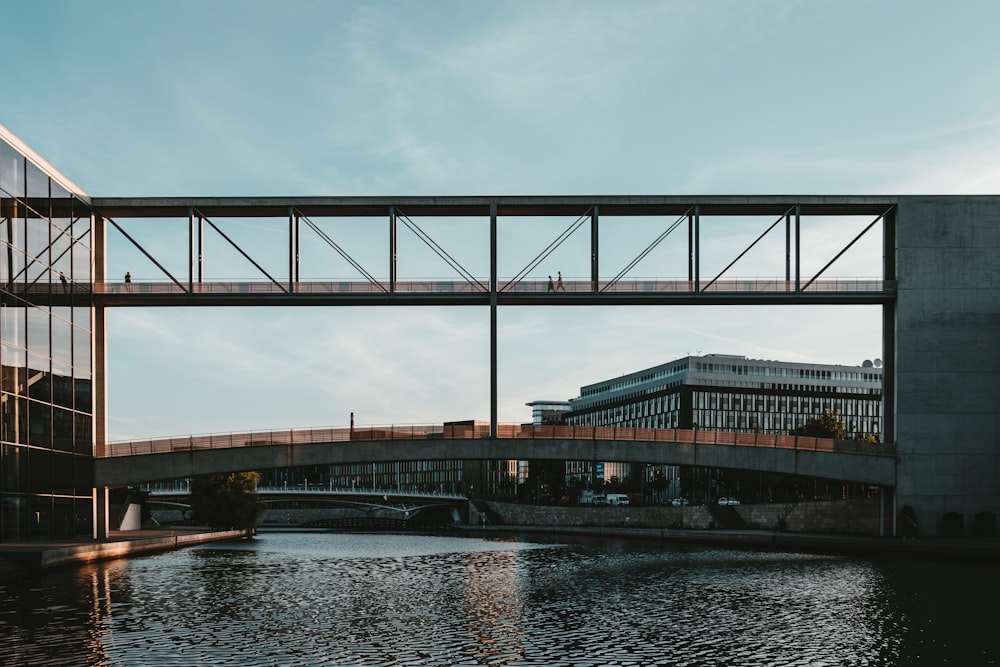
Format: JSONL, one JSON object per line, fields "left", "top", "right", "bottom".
{"left": 481, "top": 498, "right": 882, "bottom": 536}
{"left": 895, "top": 197, "right": 1000, "bottom": 535}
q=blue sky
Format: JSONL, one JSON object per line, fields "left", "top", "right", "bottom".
{"left": 5, "top": 1, "right": 999, "bottom": 440}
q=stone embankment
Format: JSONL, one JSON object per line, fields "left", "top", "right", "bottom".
{"left": 475, "top": 498, "right": 882, "bottom": 535}
{"left": 0, "top": 527, "right": 247, "bottom": 577}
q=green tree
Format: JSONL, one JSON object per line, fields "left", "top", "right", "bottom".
{"left": 792, "top": 409, "right": 846, "bottom": 439}
{"left": 190, "top": 471, "right": 261, "bottom": 531}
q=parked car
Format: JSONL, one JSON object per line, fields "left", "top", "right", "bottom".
{"left": 671, "top": 498, "right": 689, "bottom": 506}
{"left": 606, "top": 493, "right": 630, "bottom": 506}
{"left": 717, "top": 497, "right": 741, "bottom": 506}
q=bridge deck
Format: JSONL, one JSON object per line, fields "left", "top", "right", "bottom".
{"left": 10, "top": 278, "right": 894, "bottom": 307}
{"left": 101, "top": 423, "right": 893, "bottom": 459}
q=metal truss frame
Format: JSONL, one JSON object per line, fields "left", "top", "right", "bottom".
{"left": 78, "top": 195, "right": 897, "bottom": 439}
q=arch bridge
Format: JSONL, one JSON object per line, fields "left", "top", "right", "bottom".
{"left": 94, "top": 423, "right": 896, "bottom": 489}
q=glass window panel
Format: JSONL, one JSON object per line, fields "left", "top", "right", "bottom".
{"left": 52, "top": 409, "right": 73, "bottom": 453}
{"left": 51, "top": 229, "right": 72, "bottom": 277}
{"left": 71, "top": 240, "right": 90, "bottom": 282}
{"left": 0, "top": 139, "right": 25, "bottom": 198}
{"left": 1, "top": 303, "right": 25, "bottom": 349}
{"left": 50, "top": 181, "right": 72, "bottom": 224}
{"left": 74, "top": 413, "right": 92, "bottom": 455}
{"left": 0, "top": 354, "right": 27, "bottom": 397}
{"left": 74, "top": 379, "right": 92, "bottom": 413}
{"left": 1, "top": 443, "right": 29, "bottom": 492}
{"left": 0, "top": 216, "right": 26, "bottom": 285}
{"left": 27, "top": 369, "right": 51, "bottom": 404}
{"left": 72, "top": 197, "right": 91, "bottom": 236}
{"left": 74, "top": 461, "right": 92, "bottom": 497}
{"left": 51, "top": 496, "right": 75, "bottom": 537}
{"left": 51, "top": 307, "right": 72, "bottom": 368}
{"left": 25, "top": 160, "right": 48, "bottom": 200}
{"left": 72, "top": 306, "right": 90, "bottom": 333}
{"left": 27, "top": 400, "right": 52, "bottom": 448}
{"left": 50, "top": 367, "right": 73, "bottom": 410}
{"left": 72, "top": 325, "right": 91, "bottom": 377}
{"left": 26, "top": 307, "right": 49, "bottom": 359}
{"left": 25, "top": 216, "right": 51, "bottom": 282}
{"left": 28, "top": 447, "right": 52, "bottom": 494}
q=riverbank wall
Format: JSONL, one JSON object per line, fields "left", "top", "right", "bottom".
{"left": 476, "top": 498, "right": 882, "bottom": 536}
{"left": 0, "top": 528, "right": 246, "bottom": 578}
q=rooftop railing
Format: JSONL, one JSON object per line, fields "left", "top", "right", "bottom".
{"left": 99, "top": 423, "right": 893, "bottom": 459}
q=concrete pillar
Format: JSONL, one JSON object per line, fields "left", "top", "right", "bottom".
{"left": 93, "top": 486, "right": 109, "bottom": 539}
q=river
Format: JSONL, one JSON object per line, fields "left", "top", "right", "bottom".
{"left": 1, "top": 531, "right": 998, "bottom": 666}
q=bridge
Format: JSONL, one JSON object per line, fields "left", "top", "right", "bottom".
{"left": 147, "top": 486, "right": 468, "bottom": 528}
{"left": 95, "top": 423, "right": 896, "bottom": 489}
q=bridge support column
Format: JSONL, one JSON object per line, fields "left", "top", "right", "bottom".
{"left": 882, "top": 487, "right": 896, "bottom": 538}
{"left": 93, "top": 486, "right": 110, "bottom": 540}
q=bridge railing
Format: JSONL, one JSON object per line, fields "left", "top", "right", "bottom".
{"left": 99, "top": 423, "right": 893, "bottom": 458}
{"left": 73, "top": 276, "right": 890, "bottom": 296}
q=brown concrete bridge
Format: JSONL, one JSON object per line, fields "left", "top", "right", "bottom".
{"left": 94, "top": 423, "right": 896, "bottom": 489}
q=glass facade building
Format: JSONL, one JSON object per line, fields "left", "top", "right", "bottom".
{"left": 566, "top": 353, "right": 883, "bottom": 439}
{"left": 543, "top": 353, "right": 884, "bottom": 503}
{"left": 0, "top": 126, "right": 94, "bottom": 540}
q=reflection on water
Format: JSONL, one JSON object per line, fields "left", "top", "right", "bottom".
{"left": 2, "top": 532, "right": 999, "bottom": 666}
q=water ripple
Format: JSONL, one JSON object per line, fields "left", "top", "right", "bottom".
{"left": 2, "top": 533, "right": 999, "bottom": 666}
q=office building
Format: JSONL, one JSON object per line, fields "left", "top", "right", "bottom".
{"left": 0, "top": 125, "right": 96, "bottom": 540}
{"left": 532, "top": 353, "right": 883, "bottom": 503}
{"left": 564, "top": 353, "right": 883, "bottom": 439}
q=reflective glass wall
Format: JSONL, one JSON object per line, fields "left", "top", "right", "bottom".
{"left": 0, "top": 136, "right": 94, "bottom": 540}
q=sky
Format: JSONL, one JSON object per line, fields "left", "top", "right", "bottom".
{"left": 4, "top": 1, "right": 1000, "bottom": 441}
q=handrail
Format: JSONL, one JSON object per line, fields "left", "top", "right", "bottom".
{"left": 7, "top": 277, "right": 892, "bottom": 297}
{"left": 98, "top": 423, "right": 894, "bottom": 459}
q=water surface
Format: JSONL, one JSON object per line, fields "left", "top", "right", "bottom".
{"left": 2, "top": 531, "right": 998, "bottom": 666}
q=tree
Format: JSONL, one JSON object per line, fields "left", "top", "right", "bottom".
{"left": 792, "top": 409, "right": 846, "bottom": 439}
{"left": 190, "top": 471, "right": 261, "bottom": 531}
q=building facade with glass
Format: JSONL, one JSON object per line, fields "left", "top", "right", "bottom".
{"left": 543, "top": 353, "right": 884, "bottom": 504}
{"left": 0, "top": 125, "right": 95, "bottom": 541}
{"left": 565, "top": 353, "right": 883, "bottom": 439}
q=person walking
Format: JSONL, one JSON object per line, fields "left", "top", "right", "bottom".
{"left": 556, "top": 271, "right": 565, "bottom": 291}
{"left": 124, "top": 271, "right": 131, "bottom": 292}
{"left": 547, "top": 275, "right": 555, "bottom": 291}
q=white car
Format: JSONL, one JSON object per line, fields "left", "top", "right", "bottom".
{"left": 717, "top": 497, "right": 741, "bottom": 506}
{"left": 671, "top": 498, "right": 689, "bottom": 506}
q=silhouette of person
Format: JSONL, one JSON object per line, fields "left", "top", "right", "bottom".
{"left": 124, "top": 271, "right": 131, "bottom": 292}
{"left": 547, "top": 275, "right": 555, "bottom": 291}
{"left": 59, "top": 272, "right": 68, "bottom": 291}
{"left": 556, "top": 271, "right": 565, "bottom": 291}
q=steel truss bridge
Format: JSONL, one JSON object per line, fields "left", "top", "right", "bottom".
{"left": 14, "top": 195, "right": 896, "bottom": 442}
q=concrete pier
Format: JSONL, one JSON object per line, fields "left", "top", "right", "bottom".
{"left": 0, "top": 528, "right": 246, "bottom": 577}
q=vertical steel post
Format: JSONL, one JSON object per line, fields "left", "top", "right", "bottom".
{"left": 490, "top": 202, "right": 498, "bottom": 438}
{"left": 288, "top": 207, "right": 296, "bottom": 293}
{"left": 197, "top": 213, "right": 204, "bottom": 286}
{"left": 785, "top": 212, "right": 791, "bottom": 284}
{"left": 794, "top": 205, "right": 801, "bottom": 291}
{"left": 590, "top": 206, "right": 599, "bottom": 291}
{"left": 882, "top": 207, "right": 896, "bottom": 450}
{"left": 688, "top": 212, "right": 694, "bottom": 286}
{"left": 693, "top": 207, "right": 700, "bottom": 291}
{"left": 93, "top": 212, "right": 109, "bottom": 539}
{"left": 389, "top": 207, "right": 397, "bottom": 293}
{"left": 188, "top": 208, "right": 195, "bottom": 292}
